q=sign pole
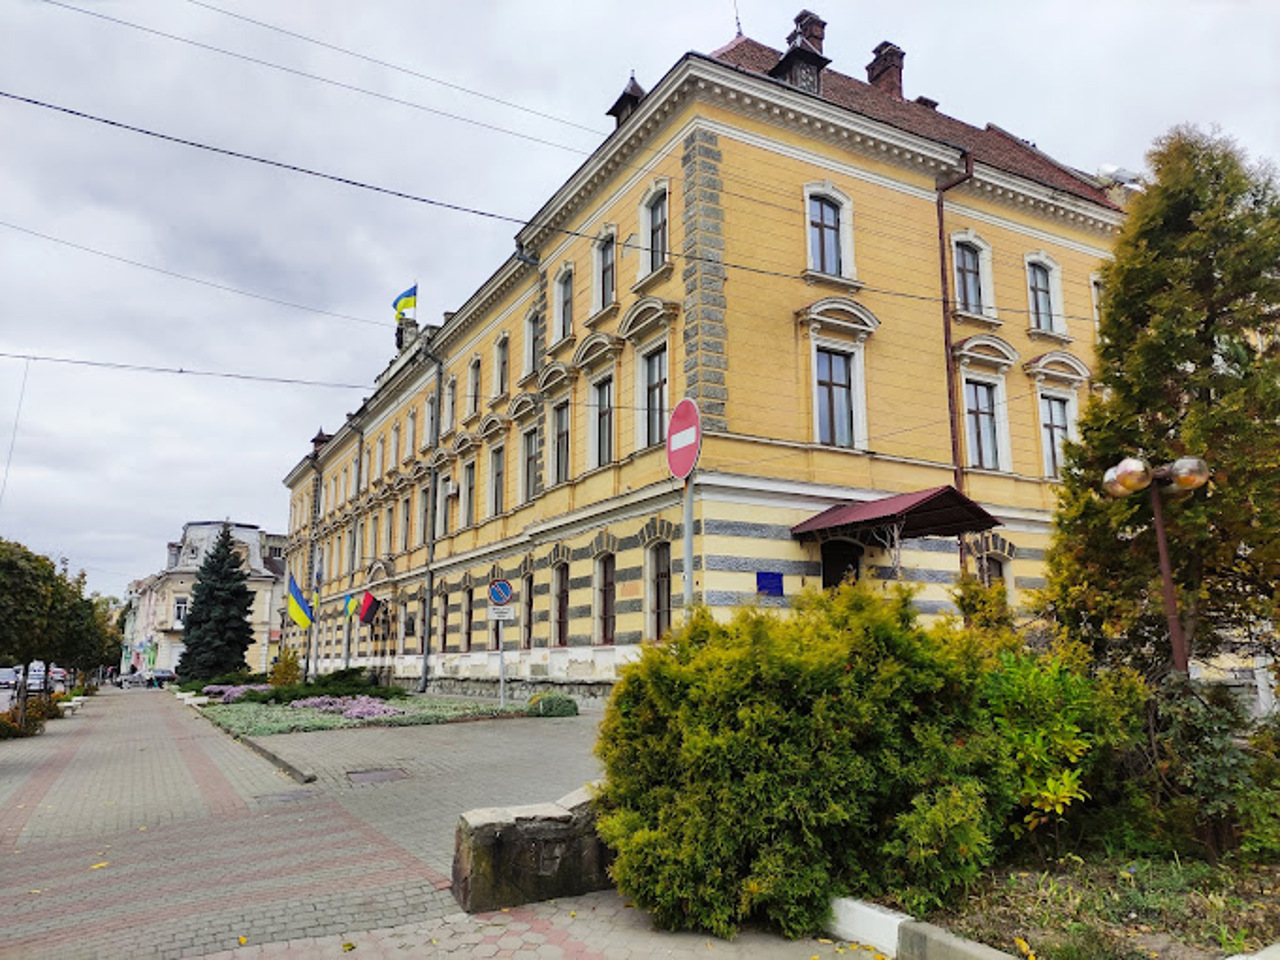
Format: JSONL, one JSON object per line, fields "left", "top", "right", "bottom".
{"left": 683, "top": 470, "right": 694, "bottom": 611}
{"left": 497, "top": 620, "right": 506, "bottom": 708}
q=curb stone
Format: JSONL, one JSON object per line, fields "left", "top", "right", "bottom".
{"left": 1228, "top": 946, "right": 1280, "bottom": 960}
{"left": 828, "top": 897, "right": 1015, "bottom": 959}
{"left": 239, "top": 734, "right": 317, "bottom": 783}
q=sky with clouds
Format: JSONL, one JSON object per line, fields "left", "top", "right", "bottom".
{"left": 1, "top": 0, "right": 1277, "bottom": 601}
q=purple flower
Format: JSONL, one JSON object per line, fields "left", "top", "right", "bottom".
{"left": 289, "top": 695, "right": 402, "bottom": 719}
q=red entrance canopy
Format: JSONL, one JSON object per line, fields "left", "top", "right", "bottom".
{"left": 791, "top": 485, "right": 999, "bottom": 540}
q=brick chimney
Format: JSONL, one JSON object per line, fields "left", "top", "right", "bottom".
{"left": 788, "top": 10, "right": 826, "bottom": 54}
{"left": 866, "top": 41, "right": 905, "bottom": 98}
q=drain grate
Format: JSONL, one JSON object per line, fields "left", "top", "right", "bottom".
{"left": 347, "top": 768, "right": 409, "bottom": 784}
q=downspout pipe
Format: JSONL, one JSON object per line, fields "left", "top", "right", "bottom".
{"left": 417, "top": 338, "right": 445, "bottom": 693}
{"left": 936, "top": 150, "right": 974, "bottom": 569}
{"left": 343, "top": 423, "right": 363, "bottom": 670}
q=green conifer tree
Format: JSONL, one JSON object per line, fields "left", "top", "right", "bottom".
{"left": 1043, "top": 127, "right": 1280, "bottom": 674}
{"left": 176, "top": 525, "right": 254, "bottom": 680}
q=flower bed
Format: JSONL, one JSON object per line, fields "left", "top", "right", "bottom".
{"left": 202, "top": 695, "right": 526, "bottom": 737}
{"left": 203, "top": 684, "right": 272, "bottom": 704}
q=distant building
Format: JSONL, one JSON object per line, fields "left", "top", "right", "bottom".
{"left": 123, "top": 522, "right": 286, "bottom": 675}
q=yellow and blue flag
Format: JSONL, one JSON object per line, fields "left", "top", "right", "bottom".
{"left": 287, "top": 574, "right": 313, "bottom": 629}
{"left": 393, "top": 284, "right": 417, "bottom": 320}
{"left": 344, "top": 594, "right": 360, "bottom": 618}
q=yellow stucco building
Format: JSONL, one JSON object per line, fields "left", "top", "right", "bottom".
{"left": 282, "top": 11, "right": 1124, "bottom": 698}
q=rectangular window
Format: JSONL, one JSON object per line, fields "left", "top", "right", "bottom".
{"left": 408, "top": 412, "right": 416, "bottom": 454}
{"left": 522, "top": 429, "right": 538, "bottom": 503}
{"left": 599, "top": 236, "right": 615, "bottom": 307}
{"left": 559, "top": 272, "right": 573, "bottom": 340}
{"left": 652, "top": 543, "right": 671, "bottom": 639}
{"left": 420, "top": 488, "right": 431, "bottom": 545}
{"left": 491, "top": 446, "right": 505, "bottom": 516}
{"left": 1042, "top": 394, "right": 1070, "bottom": 478}
{"left": 553, "top": 401, "right": 570, "bottom": 484}
{"left": 522, "top": 573, "right": 534, "bottom": 649}
{"left": 426, "top": 396, "right": 437, "bottom": 445}
{"left": 401, "top": 496, "right": 411, "bottom": 550}
{"left": 385, "top": 507, "right": 395, "bottom": 555}
{"left": 645, "top": 347, "right": 667, "bottom": 447}
{"left": 598, "top": 554, "right": 616, "bottom": 645}
{"left": 956, "top": 243, "right": 983, "bottom": 313}
{"left": 816, "top": 347, "right": 854, "bottom": 447}
{"left": 649, "top": 192, "right": 667, "bottom": 273}
{"left": 468, "top": 360, "right": 481, "bottom": 416}
{"left": 809, "top": 196, "right": 841, "bottom": 275}
{"left": 370, "top": 516, "right": 379, "bottom": 559}
{"left": 462, "top": 461, "right": 476, "bottom": 526}
{"left": 174, "top": 597, "right": 188, "bottom": 624}
{"left": 1029, "top": 263, "right": 1053, "bottom": 330}
{"left": 595, "top": 377, "right": 613, "bottom": 467}
{"left": 436, "top": 474, "right": 451, "bottom": 536}
{"left": 392, "top": 424, "right": 401, "bottom": 466}
{"left": 445, "top": 380, "right": 456, "bottom": 431}
{"left": 377, "top": 437, "right": 386, "bottom": 475}
{"left": 336, "top": 533, "right": 343, "bottom": 576}
{"left": 496, "top": 339, "right": 509, "bottom": 395}
{"left": 965, "top": 379, "right": 1000, "bottom": 470}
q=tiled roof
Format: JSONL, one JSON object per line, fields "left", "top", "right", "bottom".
{"left": 707, "top": 35, "right": 1119, "bottom": 210}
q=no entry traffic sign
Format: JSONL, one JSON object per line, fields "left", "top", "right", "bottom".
{"left": 666, "top": 398, "right": 701, "bottom": 479}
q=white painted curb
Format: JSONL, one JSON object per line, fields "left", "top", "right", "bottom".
{"left": 828, "top": 898, "right": 909, "bottom": 955}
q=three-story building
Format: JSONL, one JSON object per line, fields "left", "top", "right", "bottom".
{"left": 282, "top": 10, "right": 1123, "bottom": 697}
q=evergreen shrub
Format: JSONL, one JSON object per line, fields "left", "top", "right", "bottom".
{"left": 526, "top": 692, "right": 579, "bottom": 717}
{"left": 594, "top": 583, "right": 1143, "bottom": 937}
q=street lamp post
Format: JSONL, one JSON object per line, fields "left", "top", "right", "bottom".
{"left": 1102, "top": 456, "right": 1210, "bottom": 674}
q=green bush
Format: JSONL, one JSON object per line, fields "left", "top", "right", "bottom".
{"left": 594, "top": 583, "right": 1151, "bottom": 938}
{"left": 526, "top": 692, "right": 579, "bottom": 717}
{"left": 238, "top": 668, "right": 406, "bottom": 705}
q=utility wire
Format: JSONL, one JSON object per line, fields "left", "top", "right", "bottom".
{"left": 0, "top": 219, "right": 392, "bottom": 328}
{"left": 39, "top": 0, "right": 588, "bottom": 156}
{"left": 179, "top": 0, "right": 607, "bottom": 137}
{"left": 0, "top": 90, "right": 1110, "bottom": 326}
{"left": 0, "top": 358, "right": 31, "bottom": 512}
{"left": 0, "top": 351, "right": 368, "bottom": 389}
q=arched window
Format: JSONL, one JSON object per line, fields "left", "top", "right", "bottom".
{"left": 553, "top": 561, "right": 570, "bottom": 646}
{"left": 597, "top": 553, "right": 616, "bottom": 645}
{"left": 649, "top": 542, "right": 672, "bottom": 639}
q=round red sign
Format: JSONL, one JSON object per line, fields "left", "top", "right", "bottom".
{"left": 666, "top": 398, "right": 702, "bottom": 479}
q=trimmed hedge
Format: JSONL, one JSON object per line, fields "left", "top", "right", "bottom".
{"left": 526, "top": 692, "right": 579, "bottom": 717}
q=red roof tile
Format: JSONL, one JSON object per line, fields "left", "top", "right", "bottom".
{"left": 707, "top": 36, "right": 1119, "bottom": 210}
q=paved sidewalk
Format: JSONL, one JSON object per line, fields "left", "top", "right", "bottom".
{"left": 0, "top": 690, "right": 871, "bottom": 959}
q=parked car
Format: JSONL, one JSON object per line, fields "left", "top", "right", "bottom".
{"left": 0, "top": 667, "right": 17, "bottom": 689}
{"left": 26, "top": 670, "right": 47, "bottom": 691}
{"left": 50, "top": 667, "right": 67, "bottom": 684}
{"left": 118, "top": 671, "right": 148, "bottom": 688}
{"left": 146, "top": 669, "right": 178, "bottom": 687}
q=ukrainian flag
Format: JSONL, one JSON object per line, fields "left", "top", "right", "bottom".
{"left": 287, "top": 574, "right": 313, "bottom": 629}
{"left": 393, "top": 284, "right": 417, "bottom": 320}
{"left": 344, "top": 594, "right": 359, "bottom": 618}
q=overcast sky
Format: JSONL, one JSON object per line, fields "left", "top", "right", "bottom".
{"left": 2, "top": 0, "right": 1277, "bottom": 601}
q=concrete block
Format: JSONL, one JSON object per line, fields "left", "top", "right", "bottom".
{"left": 898, "top": 921, "right": 1016, "bottom": 959}
{"left": 828, "top": 898, "right": 911, "bottom": 955}
{"left": 186, "top": 695, "right": 210, "bottom": 707}
{"left": 452, "top": 783, "right": 612, "bottom": 913}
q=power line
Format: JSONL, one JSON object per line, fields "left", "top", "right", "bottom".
{"left": 39, "top": 0, "right": 590, "bottom": 157}
{"left": 0, "top": 90, "right": 1109, "bottom": 327}
{"left": 0, "top": 219, "right": 393, "bottom": 328}
{"left": 178, "top": 0, "right": 607, "bottom": 137}
{"left": 0, "top": 351, "right": 369, "bottom": 389}
{"left": 0, "top": 359, "right": 31, "bottom": 513}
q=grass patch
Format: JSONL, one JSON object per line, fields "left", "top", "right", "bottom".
{"left": 203, "top": 695, "right": 528, "bottom": 737}
{"left": 929, "top": 855, "right": 1280, "bottom": 958}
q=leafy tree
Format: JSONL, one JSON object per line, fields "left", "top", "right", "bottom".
{"left": 176, "top": 525, "right": 254, "bottom": 681}
{"left": 0, "top": 539, "right": 64, "bottom": 724}
{"left": 1043, "top": 127, "right": 1280, "bottom": 674}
